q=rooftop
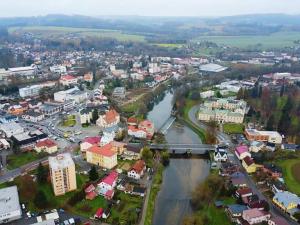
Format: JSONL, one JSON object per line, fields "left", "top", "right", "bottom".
{"left": 0, "top": 186, "right": 21, "bottom": 216}
{"left": 49, "top": 153, "right": 74, "bottom": 170}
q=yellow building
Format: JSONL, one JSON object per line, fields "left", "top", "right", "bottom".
{"left": 86, "top": 143, "right": 117, "bottom": 169}
{"left": 49, "top": 153, "right": 77, "bottom": 196}
{"left": 110, "top": 141, "right": 126, "bottom": 155}
{"left": 242, "top": 156, "right": 257, "bottom": 173}
{"left": 35, "top": 139, "right": 58, "bottom": 154}
{"left": 273, "top": 191, "right": 300, "bottom": 212}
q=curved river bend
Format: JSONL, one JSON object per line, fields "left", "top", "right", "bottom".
{"left": 147, "top": 91, "right": 210, "bottom": 225}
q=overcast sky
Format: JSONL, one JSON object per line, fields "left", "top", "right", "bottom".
{"left": 0, "top": 0, "right": 300, "bottom": 17}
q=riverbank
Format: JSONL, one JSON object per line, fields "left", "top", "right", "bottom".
{"left": 144, "top": 163, "right": 164, "bottom": 225}
{"left": 179, "top": 99, "right": 206, "bottom": 143}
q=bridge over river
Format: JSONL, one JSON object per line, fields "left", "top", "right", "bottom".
{"left": 149, "top": 143, "right": 215, "bottom": 155}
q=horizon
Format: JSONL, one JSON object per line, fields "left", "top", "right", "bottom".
{"left": 0, "top": 0, "right": 300, "bottom": 18}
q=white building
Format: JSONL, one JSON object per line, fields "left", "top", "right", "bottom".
{"left": 54, "top": 87, "right": 88, "bottom": 103}
{"left": 0, "top": 186, "right": 22, "bottom": 224}
{"left": 59, "top": 75, "right": 78, "bottom": 86}
{"left": 19, "top": 85, "right": 42, "bottom": 98}
{"left": 50, "top": 65, "right": 67, "bottom": 74}
{"left": 8, "top": 65, "right": 37, "bottom": 77}
{"left": 200, "top": 90, "right": 215, "bottom": 99}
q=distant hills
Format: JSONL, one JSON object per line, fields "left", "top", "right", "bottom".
{"left": 1, "top": 14, "right": 300, "bottom": 40}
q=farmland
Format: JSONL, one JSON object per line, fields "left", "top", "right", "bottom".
{"left": 9, "top": 26, "right": 146, "bottom": 42}
{"left": 193, "top": 32, "right": 300, "bottom": 49}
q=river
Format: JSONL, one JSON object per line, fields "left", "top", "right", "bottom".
{"left": 147, "top": 90, "right": 210, "bottom": 225}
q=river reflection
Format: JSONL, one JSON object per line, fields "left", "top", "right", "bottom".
{"left": 148, "top": 90, "right": 210, "bottom": 225}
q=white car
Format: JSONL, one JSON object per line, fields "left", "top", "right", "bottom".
{"left": 26, "top": 211, "right": 31, "bottom": 218}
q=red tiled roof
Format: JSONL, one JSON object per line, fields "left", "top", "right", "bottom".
{"left": 95, "top": 208, "right": 103, "bottom": 218}
{"left": 127, "top": 117, "right": 138, "bottom": 124}
{"left": 101, "top": 171, "right": 118, "bottom": 186}
{"left": 85, "top": 184, "right": 95, "bottom": 193}
{"left": 86, "top": 191, "right": 97, "bottom": 200}
{"left": 236, "top": 188, "right": 252, "bottom": 196}
{"left": 104, "top": 109, "right": 119, "bottom": 124}
{"left": 105, "top": 189, "right": 114, "bottom": 199}
{"left": 87, "top": 143, "right": 116, "bottom": 157}
{"left": 131, "top": 160, "right": 146, "bottom": 174}
{"left": 36, "top": 139, "right": 57, "bottom": 148}
{"left": 243, "top": 156, "right": 255, "bottom": 166}
{"left": 61, "top": 75, "right": 76, "bottom": 80}
{"left": 83, "top": 136, "right": 101, "bottom": 145}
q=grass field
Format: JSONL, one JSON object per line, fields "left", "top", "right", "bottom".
{"left": 153, "top": 43, "right": 184, "bottom": 48}
{"left": 193, "top": 32, "right": 300, "bottom": 49}
{"left": 277, "top": 159, "right": 300, "bottom": 195}
{"left": 62, "top": 115, "right": 76, "bottom": 127}
{"left": 223, "top": 123, "right": 244, "bottom": 134}
{"left": 9, "top": 26, "right": 146, "bottom": 42}
{"left": 7, "top": 152, "right": 47, "bottom": 170}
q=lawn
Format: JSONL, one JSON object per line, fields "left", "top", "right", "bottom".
{"left": 153, "top": 43, "right": 184, "bottom": 48}
{"left": 223, "top": 123, "right": 244, "bottom": 134}
{"left": 277, "top": 159, "right": 300, "bottom": 195}
{"left": 193, "top": 31, "right": 300, "bottom": 49}
{"left": 9, "top": 26, "right": 146, "bottom": 42}
{"left": 7, "top": 152, "right": 47, "bottom": 170}
{"left": 62, "top": 115, "right": 76, "bottom": 127}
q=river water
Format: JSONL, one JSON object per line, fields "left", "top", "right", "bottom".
{"left": 147, "top": 91, "right": 210, "bottom": 225}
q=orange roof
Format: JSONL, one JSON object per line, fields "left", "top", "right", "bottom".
{"left": 127, "top": 117, "right": 138, "bottom": 124}
{"left": 36, "top": 139, "right": 57, "bottom": 148}
{"left": 104, "top": 109, "right": 119, "bottom": 124}
{"left": 61, "top": 75, "right": 76, "bottom": 80}
{"left": 139, "top": 120, "right": 154, "bottom": 128}
{"left": 131, "top": 160, "right": 146, "bottom": 174}
{"left": 87, "top": 143, "right": 116, "bottom": 157}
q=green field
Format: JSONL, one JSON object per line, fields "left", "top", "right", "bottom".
{"left": 223, "top": 123, "right": 244, "bottom": 134}
{"left": 153, "top": 43, "right": 184, "bottom": 48}
{"left": 193, "top": 32, "right": 300, "bottom": 49}
{"left": 9, "top": 26, "right": 146, "bottom": 42}
{"left": 277, "top": 159, "right": 300, "bottom": 195}
{"left": 7, "top": 152, "right": 47, "bottom": 170}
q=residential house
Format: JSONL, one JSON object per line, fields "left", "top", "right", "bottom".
{"left": 214, "top": 146, "right": 228, "bottom": 162}
{"left": 127, "top": 117, "right": 138, "bottom": 126}
{"left": 110, "top": 141, "right": 126, "bottom": 155}
{"left": 128, "top": 126, "right": 147, "bottom": 139}
{"left": 86, "top": 144, "right": 118, "bottom": 169}
{"left": 85, "top": 184, "right": 97, "bottom": 200}
{"left": 273, "top": 191, "right": 300, "bottom": 212}
{"left": 84, "top": 72, "right": 93, "bottom": 83}
{"left": 263, "top": 163, "right": 282, "bottom": 178}
{"left": 97, "top": 171, "right": 118, "bottom": 199}
{"left": 235, "top": 145, "right": 251, "bottom": 160}
{"left": 132, "top": 186, "right": 146, "bottom": 197}
{"left": 128, "top": 160, "right": 146, "bottom": 180}
{"left": 226, "top": 204, "right": 248, "bottom": 223}
{"left": 242, "top": 156, "right": 257, "bottom": 174}
{"left": 138, "top": 120, "right": 155, "bottom": 139}
{"left": 96, "top": 109, "right": 120, "bottom": 128}
{"left": 250, "top": 141, "right": 265, "bottom": 153}
{"left": 123, "top": 144, "right": 143, "bottom": 160}
{"left": 236, "top": 188, "right": 253, "bottom": 198}
{"left": 59, "top": 75, "right": 78, "bottom": 86}
{"left": 230, "top": 172, "right": 248, "bottom": 188}
{"left": 242, "top": 208, "right": 271, "bottom": 224}
{"left": 80, "top": 136, "right": 101, "bottom": 153}
{"left": 35, "top": 139, "right": 58, "bottom": 154}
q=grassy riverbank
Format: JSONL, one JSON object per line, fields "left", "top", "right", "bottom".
{"left": 144, "top": 163, "right": 164, "bottom": 225}
{"left": 180, "top": 99, "right": 206, "bottom": 143}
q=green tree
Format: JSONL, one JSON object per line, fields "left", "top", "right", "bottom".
{"left": 161, "top": 151, "right": 170, "bottom": 166}
{"left": 141, "top": 147, "right": 153, "bottom": 167}
{"left": 215, "top": 90, "right": 222, "bottom": 98}
{"left": 92, "top": 109, "right": 99, "bottom": 124}
{"left": 34, "top": 190, "right": 49, "bottom": 209}
{"left": 266, "top": 115, "right": 275, "bottom": 131}
{"left": 280, "top": 84, "right": 285, "bottom": 97}
{"left": 89, "top": 165, "right": 99, "bottom": 181}
{"left": 37, "top": 163, "right": 47, "bottom": 184}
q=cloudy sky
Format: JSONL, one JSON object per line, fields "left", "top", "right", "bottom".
{"left": 0, "top": 0, "right": 300, "bottom": 17}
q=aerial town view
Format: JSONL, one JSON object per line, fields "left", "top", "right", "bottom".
{"left": 1, "top": 1, "right": 300, "bottom": 225}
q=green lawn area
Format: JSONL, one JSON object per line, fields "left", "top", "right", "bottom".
{"left": 145, "top": 163, "right": 164, "bottom": 225}
{"left": 277, "top": 159, "right": 300, "bottom": 195}
{"left": 9, "top": 26, "right": 146, "bottom": 42}
{"left": 121, "top": 102, "right": 140, "bottom": 114}
{"left": 107, "top": 191, "right": 143, "bottom": 224}
{"left": 223, "top": 123, "right": 245, "bottom": 134}
{"left": 153, "top": 43, "right": 184, "bottom": 48}
{"left": 193, "top": 31, "right": 300, "bottom": 49}
{"left": 205, "top": 205, "right": 234, "bottom": 225}
{"left": 62, "top": 115, "right": 76, "bottom": 127}
{"left": 7, "top": 152, "right": 47, "bottom": 170}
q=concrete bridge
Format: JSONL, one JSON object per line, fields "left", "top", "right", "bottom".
{"left": 149, "top": 143, "right": 215, "bottom": 155}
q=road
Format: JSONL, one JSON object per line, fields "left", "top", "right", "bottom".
{"left": 188, "top": 104, "right": 298, "bottom": 224}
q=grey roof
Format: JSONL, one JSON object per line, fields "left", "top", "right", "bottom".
{"left": 0, "top": 186, "right": 21, "bottom": 216}
{"left": 31, "top": 220, "right": 56, "bottom": 225}
{"left": 49, "top": 153, "right": 74, "bottom": 171}
{"left": 274, "top": 191, "right": 300, "bottom": 209}
{"left": 227, "top": 204, "right": 248, "bottom": 214}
